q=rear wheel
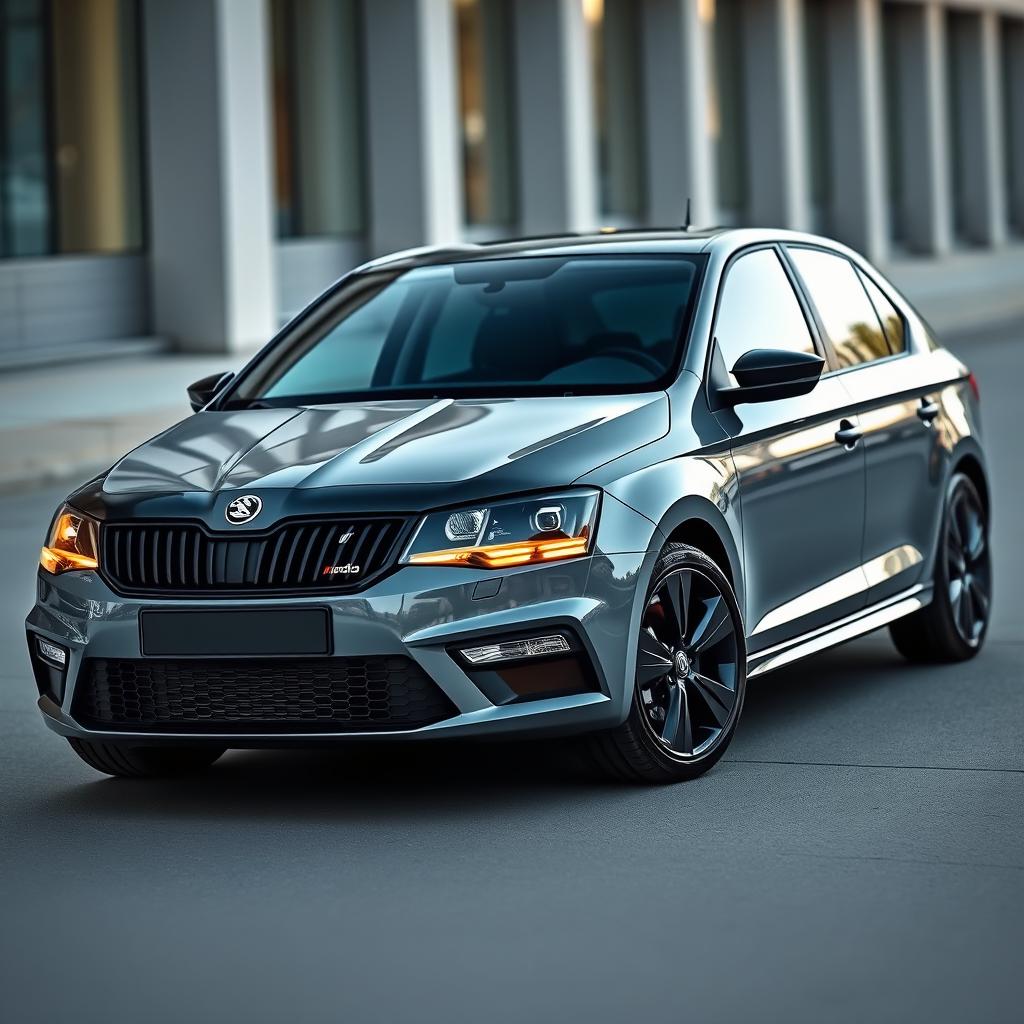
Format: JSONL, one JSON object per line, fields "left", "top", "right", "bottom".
{"left": 588, "top": 543, "right": 746, "bottom": 783}
{"left": 890, "top": 472, "right": 991, "bottom": 663}
{"left": 68, "top": 739, "right": 226, "bottom": 778}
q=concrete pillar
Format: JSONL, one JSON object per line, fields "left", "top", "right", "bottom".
{"left": 512, "top": 0, "right": 597, "bottom": 234}
{"left": 1000, "top": 18, "right": 1024, "bottom": 233}
{"left": 740, "top": 0, "right": 810, "bottom": 230}
{"left": 949, "top": 9, "right": 1007, "bottom": 247}
{"left": 888, "top": 2, "right": 953, "bottom": 256}
{"left": 823, "top": 0, "right": 888, "bottom": 262}
{"left": 363, "top": 0, "right": 462, "bottom": 255}
{"left": 640, "top": 0, "right": 716, "bottom": 227}
{"left": 143, "top": 0, "right": 276, "bottom": 354}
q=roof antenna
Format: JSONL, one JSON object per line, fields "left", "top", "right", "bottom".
{"left": 682, "top": 197, "right": 692, "bottom": 232}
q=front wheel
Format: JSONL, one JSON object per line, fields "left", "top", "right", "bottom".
{"left": 68, "top": 739, "right": 226, "bottom": 778}
{"left": 587, "top": 543, "right": 746, "bottom": 783}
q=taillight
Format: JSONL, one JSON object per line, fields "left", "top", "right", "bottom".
{"left": 968, "top": 372, "right": 980, "bottom": 402}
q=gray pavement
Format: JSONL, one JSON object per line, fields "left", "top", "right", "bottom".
{"left": 1, "top": 322, "right": 1022, "bottom": 1023}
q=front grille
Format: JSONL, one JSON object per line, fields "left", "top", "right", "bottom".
{"left": 74, "top": 657, "right": 456, "bottom": 732}
{"left": 101, "top": 518, "right": 407, "bottom": 595}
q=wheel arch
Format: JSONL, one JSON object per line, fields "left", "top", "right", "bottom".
{"left": 951, "top": 448, "right": 989, "bottom": 519}
{"left": 654, "top": 497, "right": 745, "bottom": 616}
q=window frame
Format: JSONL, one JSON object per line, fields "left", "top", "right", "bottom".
{"left": 780, "top": 242, "right": 911, "bottom": 376}
{"left": 703, "top": 242, "right": 830, "bottom": 395}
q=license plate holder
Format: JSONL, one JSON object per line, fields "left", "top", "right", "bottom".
{"left": 140, "top": 608, "right": 331, "bottom": 657}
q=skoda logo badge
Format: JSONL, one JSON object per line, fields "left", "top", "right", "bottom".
{"left": 225, "top": 494, "right": 263, "bottom": 524}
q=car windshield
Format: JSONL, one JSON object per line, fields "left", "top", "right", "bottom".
{"left": 225, "top": 255, "right": 703, "bottom": 405}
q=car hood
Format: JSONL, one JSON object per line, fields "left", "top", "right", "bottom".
{"left": 86, "top": 395, "right": 668, "bottom": 518}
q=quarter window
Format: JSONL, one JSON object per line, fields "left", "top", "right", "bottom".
{"left": 787, "top": 248, "right": 889, "bottom": 368}
{"left": 714, "top": 249, "right": 815, "bottom": 381}
{"left": 857, "top": 270, "right": 906, "bottom": 355}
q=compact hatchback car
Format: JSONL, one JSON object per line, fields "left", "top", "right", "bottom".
{"left": 27, "top": 228, "right": 991, "bottom": 783}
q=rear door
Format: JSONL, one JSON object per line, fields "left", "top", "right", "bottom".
{"left": 784, "top": 246, "right": 943, "bottom": 606}
{"left": 712, "top": 247, "right": 868, "bottom": 651}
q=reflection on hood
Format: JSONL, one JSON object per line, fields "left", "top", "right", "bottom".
{"left": 102, "top": 395, "right": 669, "bottom": 496}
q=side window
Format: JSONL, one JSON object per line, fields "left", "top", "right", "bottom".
{"left": 715, "top": 249, "right": 815, "bottom": 382}
{"left": 857, "top": 270, "right": 906, "bottom": 355}
{"left": 787, "top": 247, "right": 889, "bottom": 368}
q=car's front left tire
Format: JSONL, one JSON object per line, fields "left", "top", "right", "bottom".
{"left": 68, "top": 739, "right": 226, "bottom": 778}
{"left": 587, "top": 543, "right": 746, "bottom": 784}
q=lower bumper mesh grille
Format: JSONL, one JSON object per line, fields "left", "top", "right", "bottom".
{"left": 74, "top": 657, "right": 456, "bottom": 732}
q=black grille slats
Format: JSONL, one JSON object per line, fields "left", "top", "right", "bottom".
{"left": 100, "top": 518, "right": 406, "bottom": 595}
{"left": 75, "top": 657, "right": 455, "bottom": 732}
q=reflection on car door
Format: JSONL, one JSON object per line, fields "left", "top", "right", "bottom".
{"left": 712, "top": 247, "right": 868, "bottom": 652}
{"left": 786, "top": 246, "right": 947, "bottom": 606}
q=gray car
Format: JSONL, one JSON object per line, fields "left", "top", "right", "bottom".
{"left": 26, "top": 228, "right": 991, "bottom": 783}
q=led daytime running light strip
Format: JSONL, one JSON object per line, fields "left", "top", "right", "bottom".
{"left": 408, "top": 531, "right": 591, "bottom": 568}
{"left": 39, "top": 547, "right": 99, "bottom": 574}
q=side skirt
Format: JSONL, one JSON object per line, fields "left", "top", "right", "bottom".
{"left": 746, "top": 583, "right": 933, "bottom": 678}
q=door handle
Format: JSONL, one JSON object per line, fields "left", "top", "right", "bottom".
{"left": 917, "top": 398, "right": 940, "bottom": 424}
{"left": 834, "top": 420, "right": 862, "bottom": 450}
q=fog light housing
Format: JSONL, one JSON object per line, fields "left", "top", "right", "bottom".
{"left": 27, "top": 632, "right": 69, "bottom": 703}
{"left": 37, "top": 637, "right": 67, "bottom": 667}
{"left": 460, "top": 634, "right": 571, "bottom": 665}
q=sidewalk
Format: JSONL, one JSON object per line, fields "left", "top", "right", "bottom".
{"left": 0, "top": 352, "right": 250, "bottom": 494}
{"left": 0, "top": 245, "right": 1022, "bottom": 495}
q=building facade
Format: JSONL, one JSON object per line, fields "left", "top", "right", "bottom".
{"left": 0, "top": 0, "right": 1022, "bottom": 362}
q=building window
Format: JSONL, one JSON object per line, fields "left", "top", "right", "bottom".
{"left": 803, "top": 0, "right": 831, "bottom": 233}
{"left": 881, "top": 2, "right": 904, "bottom": 249}
{"left": 0, "top": 0, "right": 143, "bottom": 258}
{"left": 709, "top": 0, "right": 748, "bottom": 225}
{"left": 455, "top": 0, "right": 516, "bottom": 230}
{"left": 1003, "top": 17, "right": 1024, "bottom": 236}
{"left": 586, "top": 0, "right": 646, "bottom": 222}
{"left": 271, "top": 0, "right": 365, "bottom": 239}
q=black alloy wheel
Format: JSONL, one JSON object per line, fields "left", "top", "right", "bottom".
{"left": 636, "top": 564, "right": 742, "bottom": 759}
{"left": 587, "top": 544, "right": 746, "bottom": 783}
{"left": 890, "top": 471, "right": 992, "bottom": 663}
{"left": 944, "top": 478, "right": 991, "bottom": 647}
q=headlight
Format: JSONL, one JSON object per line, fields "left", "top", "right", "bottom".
{"left": 402, "top": 490, "right": 600, "bottom": 569}
{"left": 40, "top": 504, "right": 100, "bottom": 575}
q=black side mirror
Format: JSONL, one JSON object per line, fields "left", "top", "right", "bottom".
{"left": 716, "top": 348, "right": 824, "bottom": 407}
{"left": 187, "top": 371, "right": 234, "bottom": 412}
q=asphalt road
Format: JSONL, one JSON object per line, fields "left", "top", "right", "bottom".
{"left": 2, "top": 321, "right": 1022, "bottom": 1024}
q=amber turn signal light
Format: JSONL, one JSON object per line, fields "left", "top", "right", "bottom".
{"left": 408, "top": 532, "right": 591, "bottom": 569}
{"left": 40, "top": 507, "right": 100, "bottom": 575}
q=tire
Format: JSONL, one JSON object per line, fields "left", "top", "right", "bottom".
{"left": 587, "top": 543, "right": 747, "bottom": 784}
{"left": 890, "top": 471, "right": 992, "bottom": 664}
{"left": 68, "top": 738, "right": 226, "bottom": 778}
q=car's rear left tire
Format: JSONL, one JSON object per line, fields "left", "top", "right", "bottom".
{"left": 890, "top": 471, "right": 991, "bottom": 664}
{"left": 587, "top": 543, "right": 746, "bottom": 784}
{"left": 68, "top": 738, "right": 226, "bottom": 778}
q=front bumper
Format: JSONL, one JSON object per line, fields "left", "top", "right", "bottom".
{"left": 26, "top": 545, "right": 654, "bottom": 746}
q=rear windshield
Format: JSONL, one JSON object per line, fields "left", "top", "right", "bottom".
{"left": 226, "top": 255, "right": 703, "bottom": 405}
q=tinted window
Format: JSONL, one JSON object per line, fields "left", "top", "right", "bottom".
{"left": 233, "top": 256, "right": 701, "bottom": 403}
{"left": 715, "top": 249, "right": 815, "bottom": 381}
{"left": 787, "top": 248, "right": 889, "bottom": 367}
{"left": 858, "top": 270, "right": 906, "bottom": 355}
